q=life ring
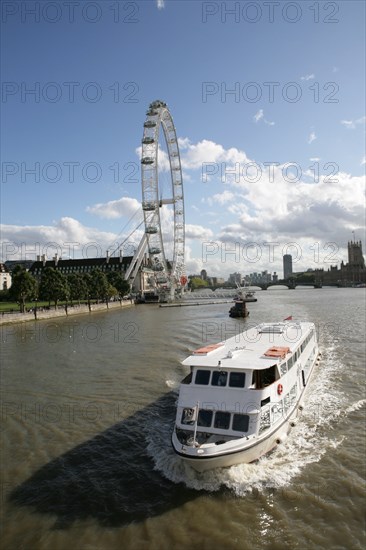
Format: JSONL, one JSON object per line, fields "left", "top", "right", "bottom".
{"left": 277, "top": 384, "right": 283, "bottom": 395}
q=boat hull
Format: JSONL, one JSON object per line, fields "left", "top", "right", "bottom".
{"left": 173, "top": 420, "right": 291, "bottom": 471}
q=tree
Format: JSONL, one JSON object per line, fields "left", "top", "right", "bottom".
{"left": 9, "top": 267, "right": 38, "bottom": 312}
{"left": 188, "top": 277, "right": 209, "bottom": 291}
{"left": 39, "top": 267, "right": 69, "bottom": 309}
{"left": 67, "top": 273, "right": 88, "bottom": 305}
{"left": 106, "top": 271, "right": 130, "bottom": 302}
{"left": 90, "top": 269, "right": 109, "bottom": 304}
{"left": 82, "top": 273, "right": 93, "bottom": 310}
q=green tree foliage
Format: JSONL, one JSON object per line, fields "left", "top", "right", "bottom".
{"left": 9, "top": 266, "right": 38, "bottom": 312}
{"left": 90, "top": 269, "right": 109, "bottom": 304}
{"left": 67, "top": 273, "right": 88, "bottom": 305}
{"left": 106, "top": 271, "right": 130, "bottom": 301}
{"left": 188, "top": 277, "right": 209, "bottom": 290}
{"left": 39, "top": 267, "right": 69, "bottom": 309}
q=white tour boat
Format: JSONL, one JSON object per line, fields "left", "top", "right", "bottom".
{"left": 172, "top": 320, "right": 320, "bottom": 471}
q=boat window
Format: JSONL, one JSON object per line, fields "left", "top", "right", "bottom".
{"left": 181, "top": 408, "right": 196, "bottom": 425}
{"left": 232, "top": 414, "right": 249, "bottom": 432}
{"left": 229, "top": 372, "right": 246, "bottom": 388}
{"left": 280, "top": 362, "right": 287, "bottom": 376}
{"left": 197, "top": 409, "right": 213, "bottom": 427}
{"left": 252, "top": 365, "right": 278, "bottom": 389}
{"left": 195, "top": 370, "right": 211, "bottom": 385}
{"left": 181, "top": 372, "right": 192, "bottom": 384}
{"left": 287, "top": 356, "right": 294, "bottom": 369}
{"left": 212, "top": 371, "right": 228, "bottom": 386}
{"left": 214, "top": 411, "right": 231, "bottom": 429}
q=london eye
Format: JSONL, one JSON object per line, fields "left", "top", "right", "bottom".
{"left": 140, "top": 100, "right": 186, "bottom": 297}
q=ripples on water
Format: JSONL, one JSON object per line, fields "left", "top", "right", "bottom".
{"left": 1, "top": 289, "right": 365, "bottom": 549}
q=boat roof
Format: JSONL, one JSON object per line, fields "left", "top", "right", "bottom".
{"left": 182, "top": 321, "right": 315, "bottom": 370}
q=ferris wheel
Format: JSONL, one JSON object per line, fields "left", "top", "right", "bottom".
{"left": 141, "top": 100, "right": 186, "bottom": 294}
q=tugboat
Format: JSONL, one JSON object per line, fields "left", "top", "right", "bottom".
{"left": 172, "top": 320, "right": 320, "bottom": 471}
{"left": 229, "top": 284, "right": 257, "bottom": 318}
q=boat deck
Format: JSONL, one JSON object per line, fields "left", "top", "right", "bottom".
{"left": 182, "top": 322, "right": 315, "bottom": 370}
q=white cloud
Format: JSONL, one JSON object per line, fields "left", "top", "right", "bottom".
{"left": 179, "top": 138, "right": 250, "bottom": 171}
{"left": 340, "top": 116, "right": 366, "bottom": 129}
{"left": 156, "top": 0, "right": 165, "bottom": 9}
{"left": 361, "top": 156, "right": 366, "bottom": 166}
{"left": 300, "top": 74, "right": 315, "bottom": 81}
{"left": 3, "top": 135, "right": 365, "bottom": 277}
{"left": 185, "top": 224, "right": 214, "bottom": 240}
{"left": 178, "top": 137, "right": 191, "bottom": 150}
{"left": 253, "top": 109, "right": 274, "bottom": 126}
{"left": 308, "top": 132, "right": 317, "bottom": 144}
{"left": 210, "top": 191, "right": 236, "bottom": 205}
{"left": 86, "top": 197, "right": 141, "bottom": 219}
{"left": 0, "top": 217, "right": 127, "bottom": 261}
{"left": 254, "top": 109, "right": 264, "bottom": 122}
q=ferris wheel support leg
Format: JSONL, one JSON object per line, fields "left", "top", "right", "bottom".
{"left": 124, "top": 233, "right": 148, "bottom": 284}
{"left": 169, "top": 284, "right": 176, "bottom": 302}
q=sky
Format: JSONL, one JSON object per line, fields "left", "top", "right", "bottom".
{"left": 1, "top": 0, "right": 365, "bottom": 279}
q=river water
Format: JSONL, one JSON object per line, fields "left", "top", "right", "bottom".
{"left": 1, "top": 288, "right": 365, "bottom": 550}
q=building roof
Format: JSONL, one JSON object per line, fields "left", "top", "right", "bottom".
{"left": 29, "top": 256, "right": 134, "bottom": 272}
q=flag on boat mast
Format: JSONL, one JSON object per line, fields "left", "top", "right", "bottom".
{"left": 284, "top": 316, "right": 293, "bottom": 321}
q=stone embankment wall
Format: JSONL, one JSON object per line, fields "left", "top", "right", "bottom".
{"left": 0, "top": 301, "right": 134, "bottom": 326}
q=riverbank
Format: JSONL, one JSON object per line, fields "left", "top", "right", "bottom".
{"left": 0, "top": 300, "right": 135, "bottom": 326}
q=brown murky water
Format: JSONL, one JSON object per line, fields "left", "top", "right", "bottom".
{"left": 1, "top": 288, "right": 365, "bottom": 549}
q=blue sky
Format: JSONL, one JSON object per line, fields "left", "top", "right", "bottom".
{"left": 1, "top": 0, "right": 365, "bottom": 277}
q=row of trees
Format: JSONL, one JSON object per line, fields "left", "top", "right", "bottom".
{"left": 8, "top": 266, "right": 130, "bottom": 312}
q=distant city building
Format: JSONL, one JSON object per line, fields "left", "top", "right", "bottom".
{"left": 283, "top": 254, "right": 293, "bottom": 279}
{"left": 200, "top": 269, "right": 208, "bottom": 280}
{"left": 228, "top": 272, "right": 242, "bottom": 285}
{"left": 348, "top": 240, "right": 365, "bottom": 269}
{"left": 28, "top": 252, "right": 153, "bottom": 293}
{"left": 211, "top": 277, "right": 225, "bottom": 285}
{"left": 272, "top": 272, "right": 278, "bottom": 283}
{"left": 294, "top": 240, "right": 366, "bottom": 285}
{"left": 4, "top": 260, "right": 34, "bottom": 272}
{"left": 0, "top": 263, "right": 12, "bottom": 290}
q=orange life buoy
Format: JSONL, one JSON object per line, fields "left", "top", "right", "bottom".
{"left": 277, "top": 384, "right": 283, "bottom": 395}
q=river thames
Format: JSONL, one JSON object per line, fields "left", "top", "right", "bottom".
{"left": 1, "top": 288, "right": 365, "bottom": 550}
